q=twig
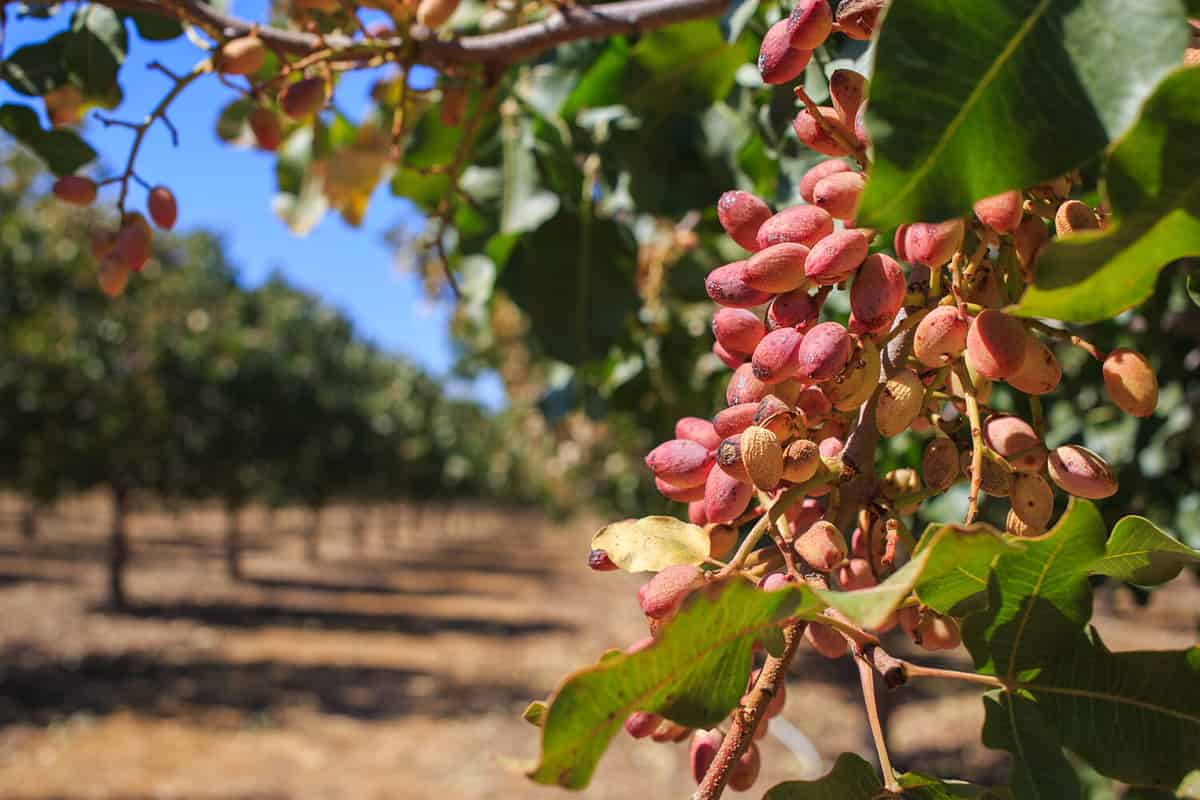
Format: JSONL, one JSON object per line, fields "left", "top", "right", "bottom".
{"left": 954, "top": 361, "right": 985, "bottom": 525}
{"left": 97, "top": 59, "right": 209, "bottom": 214}
{"left": 756, "top": 490, "right": 803, "bottom": 580}
{"left": 433, "top": 232, "right": 463, "bottom": 298}
{"left": 38, "top": 0, "right": 731, "bottom": 67}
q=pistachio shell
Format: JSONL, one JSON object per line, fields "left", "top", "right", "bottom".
{"left": 740, "top": 425, "right": 784, "bottom": 490}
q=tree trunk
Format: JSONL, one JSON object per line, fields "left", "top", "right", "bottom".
{"left": 109, "top": 486, "right": 129, "bottom": 609}
{"left": 350, "top": 507, "right": 367, "bottom": 554}
{"left": 412, "top": 503, "right": 425, "bottom": 539}
{"left": 224, "top": 503, "right": 243, "bottom": 581}
{"left": 20, "top": 502, "right": 37, "bottom": 541}
{"left": 305, "top": 506, "right": 321, "bottom": 561}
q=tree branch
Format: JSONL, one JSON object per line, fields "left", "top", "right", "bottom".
{"left": 693, "top": 619, "right": 805, "bottom": 800}
{"left": 832, "top": 266, "right": 931, "bottom": 537}
{"left": 46, "top": 0, "right": 729, "bottom": 67}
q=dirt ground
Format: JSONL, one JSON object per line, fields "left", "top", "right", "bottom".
{"left": 0, "top": 492, "right": 1195, "bottom": 800}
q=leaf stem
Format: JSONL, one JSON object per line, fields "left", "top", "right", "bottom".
{"left": 901, "top": 661, "right": 1010, "bottom": 691}
{"left": 858, "top": 657, "right": 900, "bottom": 792}
{"left": 1024, "top": 319, "right": 1106, "bottom": 361}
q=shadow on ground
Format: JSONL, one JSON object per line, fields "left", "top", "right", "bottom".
{"left": 97, "top": 600, "right": 572, "bottom": 638}
{"left": 0, "top": 646, "right": 536, "bottom": 725}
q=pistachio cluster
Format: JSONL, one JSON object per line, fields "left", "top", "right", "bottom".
{"left": 591, "top": 0, "right": 1158, "bottom": 790}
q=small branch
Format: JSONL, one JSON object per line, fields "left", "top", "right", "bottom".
{"left": 832, "top": 291, "right": 928, "bottom": 537}
{"left": 859, "top": 644, "right": 907, "bottom": 690}
{"left": 433, "top": 232, "right": 463, "bottom": 298}
{"left": 694, "top": 620, "right": 805, "bottom": 800}
{"left": 954, "top": 361, "right": 985, "bottom": 525}
{"left": 858, "top": 657, "right": 899, "bottom": 792}
{"left": 99, "top": 59, "right": 209, "bottom": 214}
{"left": 45, "top": 0, "right": 731, "bottom": 68}
{"left": 757, "top": 490, "right": 803, "bottom": 580}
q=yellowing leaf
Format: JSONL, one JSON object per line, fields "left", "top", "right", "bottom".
{"left": 590, "top": 515, "right": 709, "bottom": 573}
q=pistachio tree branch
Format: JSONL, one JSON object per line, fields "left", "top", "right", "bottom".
{"left": 832, "top": 266, "right": 929, "bottom": 536}
{"left": 47, "top": 0, "right": 729, "bottom": 67}
{"left": 693, "top": 619, "right": 805, "bottom": 800}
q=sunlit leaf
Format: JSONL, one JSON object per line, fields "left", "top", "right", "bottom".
{"left": 817, "top": 522, "right": 1014, "bottom": 628}
{"left": 857, "top": 0, "right": 1188, "bottom": 229}
{"left": 962, "top": 499, "right": 1107, "bottom": 680}
{"left": 590, "top": 516, "right": 710, "bottom": 573}
{"left": 1016, "top": 68, "right": 1200, "bottom": 322}
{"left": 527, "top": 578, "right": 822, "bottom": 788}
{"left": 1091, "top": 515, "right": 1200, "bottom": 586}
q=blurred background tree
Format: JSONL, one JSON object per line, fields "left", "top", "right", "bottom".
{"left": 0, "top": 152, "right": 547, "bottom": 606}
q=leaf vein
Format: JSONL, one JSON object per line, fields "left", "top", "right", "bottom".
{"left": 871, "top": 0, "right": 1054, "bottom": 220}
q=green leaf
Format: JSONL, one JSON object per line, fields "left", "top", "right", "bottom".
{"left": 65, "top": 4, "right": 128, "bottom": 96}
{"left": 590, "top": 516, "right": 710, "bottom": 573}
{"left": 498, "top": 209, "right": 638, "bottom": 366}
{"left": 215, "top": 97, "right": 254, "bottom": 144}
{"left": 1016, "top": 68, "right": 1200, "bottom": 322}
{"left": 963, "top": 499, "right": 1107, "bottom": 680}
{"left": 123, "top": 10, "right": 184, "bottom": 40}
{"left": 561, "top": 39, "right": 631, "bottom": 119}
{"left": 1091, "top": 515, "right": 1200, "bottom": 587}
{"left": 816, "top": 522, "right": 1014, "bottom": 629}
{"left": 763, "top": 752, "right": 881, "bottom": 799}
{"left": 500, "top": 112, "right": 559, "bottom": 234}
{"left": 981, "top": 692, "right": 1084, "bottom": 800}
{"left": 1018, "top": 628, "right": 1200, "bottom": 790}
{"left": 527, "top": 579, "right": 823, "bottom": 788}
{"left": 857, "top": 0, "right": 1188, "bottom": 229}
{"left": 626, "top": 20, "right": 748, "bottom": 111}
{"left": 391, "top": 165, "right": 451, "bottom": 214}
{"left": 897, "top": 772, "right": 1013, "bottom": 799}
{"left": 0, "top": 103, "right": 96, "bottom": 175}
{"left": 405, "top": 105, "right": 467, "bottom": 168}
{"left": 2, "top": 34, "right": 72, "bottom": 96}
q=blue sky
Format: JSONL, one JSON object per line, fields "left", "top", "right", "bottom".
{"left": 0, "top": 1, "right": 505, "bottom": 407}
